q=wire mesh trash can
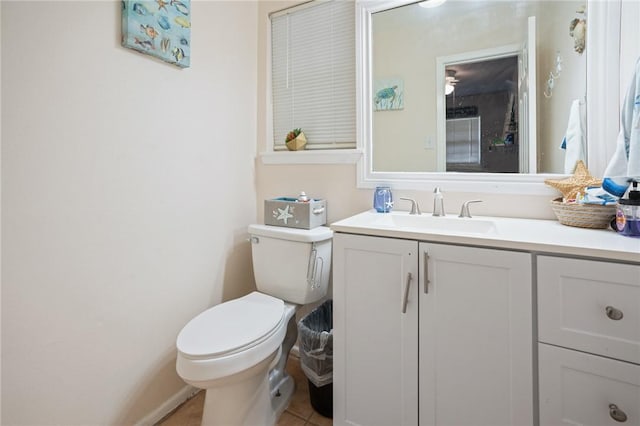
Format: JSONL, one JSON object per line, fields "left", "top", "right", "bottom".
{"left": 297, "top": 299, "right": 333, "bottom": 418}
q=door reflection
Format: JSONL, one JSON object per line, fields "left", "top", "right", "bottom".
{"left": 445, "top": 56, "right": 519, "bottom": 173}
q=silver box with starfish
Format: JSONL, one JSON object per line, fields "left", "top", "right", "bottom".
{"left": 264, "top": 197, "right": 327, "bottom": 229}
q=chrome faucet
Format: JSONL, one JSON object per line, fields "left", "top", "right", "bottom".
{"left": 432, "top": 187, "right": 445, "bottom": 216}
{"left": 459, "top": 200, "right": 483, "bottom": 218}
{"left": 400, "top": 197, "right": 421, "bottom": 215}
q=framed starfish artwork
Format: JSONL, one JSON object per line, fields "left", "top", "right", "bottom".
{"left": 121, "top": 0, "right": 191, "bottom": 68}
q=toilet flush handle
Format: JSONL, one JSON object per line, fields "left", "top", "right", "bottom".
{"left": 307, "top": 243, "right": 321, "bottom": 289}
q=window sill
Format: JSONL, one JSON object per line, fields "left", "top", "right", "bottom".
{"left": 260, "top": 149, "right": 363, "bottom": 165}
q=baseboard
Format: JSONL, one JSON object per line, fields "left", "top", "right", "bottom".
{"left": 134, "top": 385, "right": 199, "bottom": 426}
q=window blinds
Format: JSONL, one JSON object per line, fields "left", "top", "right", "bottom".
{"left": 271, "top": 1, "right": 356, "bottom": 150}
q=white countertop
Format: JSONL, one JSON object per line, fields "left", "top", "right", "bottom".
{"left": 330, "top": 210, "right": 640, "bottom": 263}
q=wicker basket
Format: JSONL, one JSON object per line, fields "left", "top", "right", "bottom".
{"left": 550, "top": 198, "right": 616, "bottom": 229}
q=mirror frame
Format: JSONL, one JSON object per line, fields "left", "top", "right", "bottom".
{"left": 356, "top": 0, "right": 621, "bottom": 194}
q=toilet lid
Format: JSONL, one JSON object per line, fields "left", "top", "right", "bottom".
{"left": 177, "top": 292, "right": 285, "bottom": 358}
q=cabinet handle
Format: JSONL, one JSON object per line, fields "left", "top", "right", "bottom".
{"left": 609, "top": 404, "right": 628, "bottom": 423}
{"left": 423, "top": 252, "right": 430, "bottom": 294}
{"left": 605, "top": 306, "right": 624, "bottom": 321}
{"left": 402, "top": 272, "right": 412, "bottom": 314}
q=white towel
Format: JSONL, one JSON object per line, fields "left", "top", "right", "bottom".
{"left": 604, "top": 57, "right": 640, "bottom": 180}
{"left": 562, "top": 99, "right": 586, "bottom": 173}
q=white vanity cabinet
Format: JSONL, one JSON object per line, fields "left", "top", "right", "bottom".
{"left": 537, "top": 256, "right": 640, "bottom": 426}
{"left": 333, "top": 232, "right": 533, "bottom": 426}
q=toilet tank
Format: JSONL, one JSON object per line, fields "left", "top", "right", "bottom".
{"left": 248, "top": 224, "right": 332, "bottom": 305}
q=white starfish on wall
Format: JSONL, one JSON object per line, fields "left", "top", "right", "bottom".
{"left": 273, "top": 205, "right": 294, "bottom": 224}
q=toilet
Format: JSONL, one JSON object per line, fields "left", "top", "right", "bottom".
{"left": 175, "top": 224, "right": 332, "bottom": 426}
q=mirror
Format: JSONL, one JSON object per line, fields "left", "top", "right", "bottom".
{"left": 356, "top": 0, "right": 618, "bottom": 194}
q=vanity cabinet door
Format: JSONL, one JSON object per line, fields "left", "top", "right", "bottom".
{"left": 539, "top": 343, "right": 640, "bottom": 426}
{"left": 418, "top": 243, "right": 533, "bottom": 426}
{"left": 333, "top": 233, "right": 419, "bottom": 426}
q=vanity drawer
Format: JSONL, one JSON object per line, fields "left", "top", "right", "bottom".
{"left": 537, "top": 256, "right": 640, "bottom": 364}
{"left": 539, "top": 343, "right": 640, "bottom": 426}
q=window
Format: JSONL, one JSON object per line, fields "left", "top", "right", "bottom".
{"left": 446, "top": 117, "right": 481, "bottom": 167}
{"left": 270, "top": 1, "right": 356, "bottom": 151}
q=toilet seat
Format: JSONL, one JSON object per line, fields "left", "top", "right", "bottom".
{"left": 176, "top": 293, "right": 296, "bottom": 384}
{"left": 177, "top": 292, "right": 285, "bottom": 360}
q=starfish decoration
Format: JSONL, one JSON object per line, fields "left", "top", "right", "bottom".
{"left": 156, "top": 0, "right": 168, "bottom": 11}
{"left": 545, "top": 160, "right": 601, "bottom": 200}
{"left": 273, "top": 205, "right": 294, "bottom": 225}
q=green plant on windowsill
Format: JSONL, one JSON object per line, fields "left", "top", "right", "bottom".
{"left": 285, "top": 128, "right": 307, "bottom": 151}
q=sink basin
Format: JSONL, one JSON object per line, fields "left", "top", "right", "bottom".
{"left": 373, "top": 212, "right": 498, "bottom": 235}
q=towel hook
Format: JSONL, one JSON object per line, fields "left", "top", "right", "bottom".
{"left": 544, "top": 51, "right": 563, "bottom": 98}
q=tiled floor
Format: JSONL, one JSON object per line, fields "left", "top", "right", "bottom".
{"left": 159, "top": 355, "right": 332, "bottom": 426}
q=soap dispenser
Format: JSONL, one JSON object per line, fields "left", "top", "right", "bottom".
{"left": 615, "top": 180, "right": 640, "bottom": 237}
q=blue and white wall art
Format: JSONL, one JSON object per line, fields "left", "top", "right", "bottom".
{"left": 122, "top": 0, "right": 191, "bottom": 68}
{"left": 374, "top": 78, "right": 404, "bottom": 111}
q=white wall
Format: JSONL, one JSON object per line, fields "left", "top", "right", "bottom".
{"left": 1, "top": 1, "right": 258, "bottom": 424}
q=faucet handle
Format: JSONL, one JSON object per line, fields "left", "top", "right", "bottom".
{"left": 400, "top": 197, "right": 422, "bottom": 215}
{"left": 459, "top": 200, "right": 483, "bottom": 218}
{"left": 432, "top": 187, "right": 445, "bottom": 216}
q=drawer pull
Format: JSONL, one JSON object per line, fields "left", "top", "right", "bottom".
{"left": 609, "top": 404, "right": 627, "bottom": 423}
{"left": 605, "top": 306, "right": 624, "bottom": 321}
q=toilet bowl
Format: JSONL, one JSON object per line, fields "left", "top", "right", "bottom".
{"left": 175, "top": 225, "right": 332, "bottom": 426}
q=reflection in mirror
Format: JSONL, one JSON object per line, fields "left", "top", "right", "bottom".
{"left": 444, "top": 55, "right": 521, "bottom": 173}
{"left": 370, "top": 0, "right": 586, "bottom": 175}
{"left": 446, "top": 57, "right": 519, "bottom": 173}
